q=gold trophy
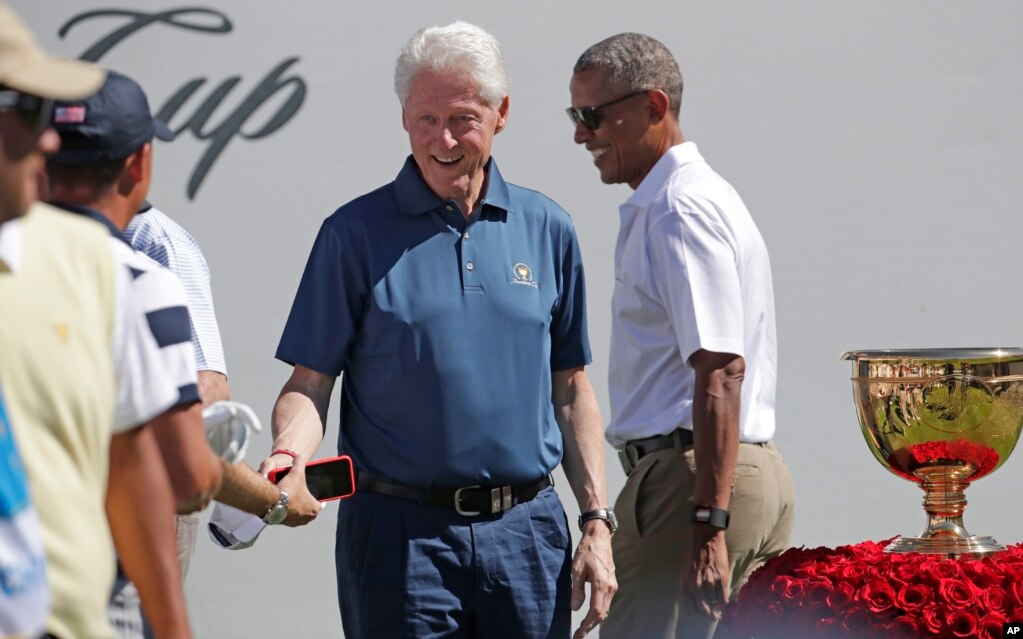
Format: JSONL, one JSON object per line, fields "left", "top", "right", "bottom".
{"left": 843, "top": 348, "right": 1023, "bottom": 556}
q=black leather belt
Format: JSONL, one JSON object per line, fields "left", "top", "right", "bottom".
{"left": 618, "top": 428, "right": 694, "bottom": 474}
{"left": 357, "top": 472, "right": 554, "bottom": 516}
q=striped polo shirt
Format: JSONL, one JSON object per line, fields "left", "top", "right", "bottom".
{"left": 124, "top": 204, "right": 227, "bottom": 375}
{"left": 54, "top": 204, "right": 200, "bottom": 409}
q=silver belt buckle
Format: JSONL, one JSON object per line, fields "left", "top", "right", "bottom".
{"left": 618, "top": 445, "right": 640, "bottom": 475}
{"left": 454, "top": 485, "right": 482, "bottom": 516}
{"left": 491, "top": 486, "right": 512, "bottom": 513}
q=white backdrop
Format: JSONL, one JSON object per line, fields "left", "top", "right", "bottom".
{"left": 14, "top": 2, "right": 1023, "bottom": 637}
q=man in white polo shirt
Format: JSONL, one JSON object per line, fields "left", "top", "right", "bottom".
{"left": 568, "top": 33, "right": 795, "bottom": 638}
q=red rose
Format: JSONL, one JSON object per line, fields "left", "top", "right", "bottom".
{"left": 964, "top": 560, "right": 1005, "bottom": 589}
{"left": 839, "top": 562, "right": 867, "bottom": 581}
{"left": 826, "top": 581, "right": 856, "bottom": 612}
{"left": 938, "top": 578, "right": 979, "bottom": 609}
{"left": 932, "top": 561, "right": 965, "bottom": 580}
{"left": 980, "top": 612, "right": 1008, "bottom": 639}
{"left": 895, "top": 583, "right": 932, "bottom": 612}
{"left": 859, "top": 576, "right": 897, "bottom": 615}
{"left": 803, "top": 578, "right": 834, "bottom": 608}
{"left": 921, "top": 603, "right": 946, "bottom": 634}
{"left": 892, "top": 562, "right": 919, "bottom": 583}
{"left": 728, "top": 539, "right": 1023, "bottom": 639}
{"left": 946, "top": 609, "right": 979, "bottom": 638}
{"left": 841, "top": 608, "right": 874, "bottom": 635}
{"left": 982, "top": 586, "right": 1007, "bottom": 613}
{"left": 773, "top": 575, "right": 807, "bottom": 602}
{"left": 1006, "top": 580, "right": 1023, "bottom": 611}
{"left": 889, "top": 614, "right": 921, "bottom": 638}
{"left": 916, "top": 559, "right": 944, "bottom": 587}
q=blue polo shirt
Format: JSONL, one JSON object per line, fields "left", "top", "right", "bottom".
{"left": 277, "top": 156, "right": 591, "bottom": 487}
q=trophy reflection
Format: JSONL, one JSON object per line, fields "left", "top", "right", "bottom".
{"left": 843, "top": 349, "right": 1023, "bottom": 557}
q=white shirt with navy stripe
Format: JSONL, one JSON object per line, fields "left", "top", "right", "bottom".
{"left": 125, "top": 206, "right": 227, "bottom": 376}
{"left": 53, "top": 204, "right": 201, "bottom": 414}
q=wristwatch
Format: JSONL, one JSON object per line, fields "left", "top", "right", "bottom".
{"left": 691, "top": 504, "right": 730, "bottom": 530}
{"left": 262, "top": 488, "right": 289, "bottom": 525}
{"left": 578, "top": 508, "right": 618, "bottom": 535}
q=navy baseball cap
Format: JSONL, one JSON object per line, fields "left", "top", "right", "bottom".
{"left": 48, "top": 69, "right": 173, "bottom": 165}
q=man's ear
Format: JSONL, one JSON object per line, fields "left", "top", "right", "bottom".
{"left": 494, "top": 95, "right": 509, "bottom": 134}
{"left": 401, "top": 107, "right": 409, "bottom": 133}
{"left": 120, "top": 143, "right": 150, "bottom": 194}
{"left": 647, "top": 89, "right": 671, "bottom": 123}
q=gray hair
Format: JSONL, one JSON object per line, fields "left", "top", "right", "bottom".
{"left": 394, "top": 21, "right": 507, "bottom": 108}
{"left": 574, "top": 33, "right": 683, "bottom": 118}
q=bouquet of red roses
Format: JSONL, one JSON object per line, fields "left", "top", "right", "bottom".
{"left": 724, "top": 539, "right": 1023, "bottom": 638}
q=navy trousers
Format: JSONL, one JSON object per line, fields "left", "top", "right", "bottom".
{"left": 335, "top": 486, "right": 572, "bottom": 639}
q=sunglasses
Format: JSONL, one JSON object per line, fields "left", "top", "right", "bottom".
{"left": 0, "top": 89, "right": 55, "bottom": 135}
{"left": 566, "top": 91, "right": 648, "bottom": 131}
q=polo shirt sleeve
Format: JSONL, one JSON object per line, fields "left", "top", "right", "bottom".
{"left": 648, "top": 207, "right": 745, "bottom": 365}
{"left": 132, "top": 260, "right": 202, "bottom": 408}
{"left": 276, "top": 218, "right": 365, "bottom": 376}
{"left": 110, "top": 257, "right": 178, "bottom": 433}
{"left": 549, "top": 218, "right": 592, "bottom": 371}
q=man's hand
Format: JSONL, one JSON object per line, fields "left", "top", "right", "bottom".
{"left": 570, "top": 522, "right": 617, "bottom": 639}
{"left": 258, "top": 453, "right": 322, "bottom": 527}
{"left": 686, "top": 528, "right": 730, "bottom": 620}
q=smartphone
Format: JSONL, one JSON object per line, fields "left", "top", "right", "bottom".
{"left": 267, "top": 455, "right": 356, "bottom": 502}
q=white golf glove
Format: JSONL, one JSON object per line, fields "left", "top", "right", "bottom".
{"left": 202, "top": 400, "right": 261, "bottom": 464}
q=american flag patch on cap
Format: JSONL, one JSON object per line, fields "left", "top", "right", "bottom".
{"left": 54, "top": 106, "right": 86, "bottom": 123}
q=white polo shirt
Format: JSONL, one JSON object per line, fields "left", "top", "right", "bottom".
{"left": 606, "top": 142, "right": 777, "bottom": 447}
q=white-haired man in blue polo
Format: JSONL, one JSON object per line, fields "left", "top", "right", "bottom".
{"left": 266, "top": 21, "right": 616, "bottom": 639}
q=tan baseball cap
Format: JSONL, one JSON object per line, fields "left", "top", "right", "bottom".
{"left": 0, "top": 4, "right": 104, "bottom": 99}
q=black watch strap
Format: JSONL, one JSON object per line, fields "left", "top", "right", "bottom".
{"left": 691, "top": 505, "right": 730, "bottom": 529}
{"left": 578, "top": 508, "right": 618, "bottom": 534}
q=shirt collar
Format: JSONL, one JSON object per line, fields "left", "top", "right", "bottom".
{"left": 49, "top": 201, "right": 132, "bottom": 246}
{"left": 0, "top": 216, "right": 23, "bottom": 274}
{"left": 394, "top": 155, "right": 513, "bottom": 216}
{"left": 625, "top": 141, "right": 704, "bottom": 210}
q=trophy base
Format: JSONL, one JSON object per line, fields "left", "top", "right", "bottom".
{"left": 884, "top": 535, "right": 1005, "bottom": 558}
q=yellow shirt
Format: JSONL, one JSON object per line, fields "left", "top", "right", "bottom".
{"left": 0, "top": 203, "right": 118, "bottom": 639}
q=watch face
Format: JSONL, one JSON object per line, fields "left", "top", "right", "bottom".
{"left": 264, "top": 490, "right": 288, "bottom": 525}
{"left": 265, "top": 506, "right": 287, "bottom": 526}
{"left": 606, "top": 509, "right": 619, "bottom": 533}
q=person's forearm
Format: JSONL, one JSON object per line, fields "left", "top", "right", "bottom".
{"left": 198, "top": 370, "right": 231, "bottom": 406}
{"left": 270, "top": 367, "right": 334, "bottom": 459}
{"left": 150, "top": 401, "right": 222, "bottom": 514}
{"left": 107, "top": 427, "right": 191, "bottom": 639}
{"left": 552, "top": 367, "right": 607, "bottom": 511}
{"left": 690, "top": 351, "right": 744, "bottom": 510}
{"left": 216, "top": 456, "right": 323, "bottom": 527}
{"left": 214, "top": 461, "right": 280, "bottom": 516}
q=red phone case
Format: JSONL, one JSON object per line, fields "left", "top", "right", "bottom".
{"left": 267, "top": 454, "right": 356, "bottom": 502}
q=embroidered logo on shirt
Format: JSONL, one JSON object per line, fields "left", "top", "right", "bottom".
{"left": 54, "top": 322, "right": 70, "bottom": 342}
{"left": 511, "top": 262, "right": 538, "bottom": 288}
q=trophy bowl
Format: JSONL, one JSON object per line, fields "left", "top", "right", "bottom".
{"left": 842, "top": 348, "right": 1023, "bottom": 557}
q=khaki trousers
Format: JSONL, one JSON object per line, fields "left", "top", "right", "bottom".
{"left": 600, "top": 441, "right": 795, "bottom": 639}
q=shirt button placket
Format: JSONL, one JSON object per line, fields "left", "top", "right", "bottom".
{"left": 462, "top": 226, "right": 477, "bottom": 290}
